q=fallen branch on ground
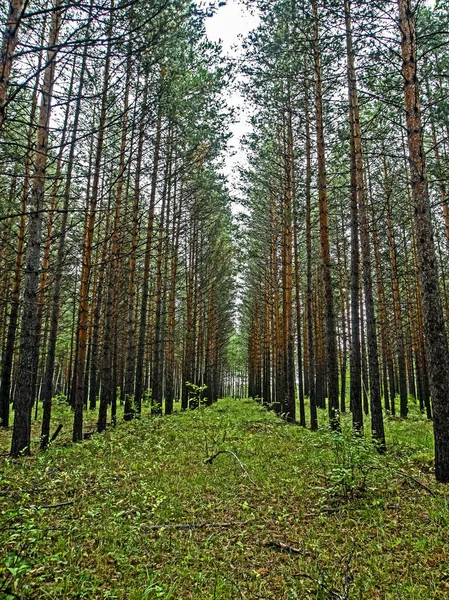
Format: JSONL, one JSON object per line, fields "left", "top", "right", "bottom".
{"left": 29, "top": 501, "right": 74, "bottom": 509}
{"left": 372, "top": 465, "right": 437, "bottom": 496}
{"left": 204, "top": 450, "right": 257, "bottom": 485}
{"left": 343, "top": 542, "right": 356, "bottom": 599}
{"left": 395, "top": 470, "right": 436, "bottom": 496}
{"left": 143, "top": 521, "right": 251, "bottom": 531}
{"left": 292, "top": 573, "right": 344, "bottom": 599}
{"left": 49, "top": 424, "right": 63, "bottom": 443}
{"left": 265, "top": 540, "right": 303, "bottom": 554}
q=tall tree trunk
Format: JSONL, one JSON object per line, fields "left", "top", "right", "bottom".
{"left": 73, "top": 21, "right": 112, "bottom": 441}
{"left": 165, "top": 183, "right": 182, "bottom": 414}
{"left": 304, "top": 64, "right": 317, "bottom": 430}
{"left": 345, "top": 2, "right": 362, "bottom": 430}
{"left": 384, "top": 161, "right": 408, "bottom": 418}
{"left": 312, "top": 0, "right": 339, "bottom": 429}
{"left": 0, "top": 0, "right": 25, "bottom": 129}
{"left": 124, "top": 80, "right": 147, "bottom": 413}
{"left": 134, "top": 97, "right": 163, "bottom": 415}
{"left": 398, "top": 0, "right": 449, "bottom": 481}
{"left": 151, "top": 126, "right": 172, "bottom": 415}
{"left": 39, "top": 51, "right": 82, "bottom": 447}
{"left": 402, "top": 134, "right": 432, "bottom": 418}
{"left": 0, "top": 17, "right": 46, "bottom": 427}
{"left": 282, "top": 105, "right": 296, "bottom": 421}
{"left": 263, "top": 257, "right": 272, "bottom": 405}
{"left": 336, "top": 218, "right": 348, "bottom": 413}
{"left": 99, "top": 51, "right": 131, "bottom": 430}
{"left": 294, "top": 218, "right": 305, "bottom": 425}
{"left": 10, "top": 0, "right": 61, "bottom": 456}
{"left": 345, "top": 0, "right": 385, "bottom": 448}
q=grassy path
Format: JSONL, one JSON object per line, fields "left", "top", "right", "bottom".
{"left": 1, "top": 398, "right": 448, "bottom": 599}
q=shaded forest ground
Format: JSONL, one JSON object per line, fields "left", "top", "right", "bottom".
{"left": 0, "top": 398, "right": 448, "bottom": 599}
{"left": 0, "top": 400, "right": 154, "bottom": 457}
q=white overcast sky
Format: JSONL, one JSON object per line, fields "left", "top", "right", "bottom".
{"left": 205, "top": 0, "right": 259, "bottom": 182}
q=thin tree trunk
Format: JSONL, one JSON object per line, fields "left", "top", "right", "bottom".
{"left": 336, "top": 218, "right": 348, "bottom": 413}
{"left": 134, "top": 96, "right": 163, "bottom": 415}
{"left": 346, "top": 3, "right": 362, "bottom": 428}
{"left": 345, "top": 0, "right": 385, "bottom": 448}
{"left": 99, "top": 51, "right": 131, "bottom": 430}
{"left": 304, "top": 63, "right": 317, "bottom": 430}
{"left": 151, "top": 126, "right": 172, "bottom": 415}
{"left": 73, "top": 20, "right": 112, "bottom": 442}
{"left": 165, "top": 183, "right": 182, "bottom": 414}
{"left": 312, "top": 0, "right": 339, "bottom": 429}
{"left": 282, "top": 105, "right": 296, "bottom": 421}
{"left": 124, "top": 80, "right": 147, "bottom": 412}
{"left": 384, "top": 161, "right": 408, "bottom": 418}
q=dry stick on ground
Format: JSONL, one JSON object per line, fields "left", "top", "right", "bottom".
{"left": 205, "top": 450, "right": 257, "bottom": 485}
{"left": 144, "top": 521, "right": 252, "bottom": 531}
{"left": 292, "top": 573, "right": 343, "bottom": 599}
{"left": 265, "top": 540, "right": 303, "bottom": 554}
{"left": 395, "top": 470, "right": 436, "bottom": 496}
{"left": 371, "top": 465, "right": 437, "bottom": 496}
{"left": 49, "top": 424, "right": 63, "bottom": 443}
{"left": 293, "top": 542, "right": 356, "bottom": 600}
{"left": 343, "top": 542, "right": 356, "bottom": 600}
{"left": 28, "top": 501, "right": 74, "bottom": 509}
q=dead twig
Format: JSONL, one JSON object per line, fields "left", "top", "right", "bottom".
{"left": 29, "top": 501, "right": 74, "bottom": 509}
{"left": 372, "top": 464, "right": 437, "bottom": 496}
{"left": 395, "top": 470, "right": 436, "bottom": 496}
{"left": 265, "top": 540, "right": 303, "bottom": 554}
{"left": 343, "top": 542, "right": 356, "bottom": 599}
{"left": 143, "top": 520, "right": 251, "bottom": 531}
{"left": 292, "top": 573, "right": 343, "bottom": 599}
{"left": 49, "top": 424, "right": 63, "bottom": 443}
{"left": 205, "top": 450, "right": 257, "bottom": 485}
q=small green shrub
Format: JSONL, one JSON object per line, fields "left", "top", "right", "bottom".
{"left": 320, "top": 431, "right": 382, "bottom": 504}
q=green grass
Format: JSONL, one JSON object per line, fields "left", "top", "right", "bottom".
{"left": 0, "top": 398, "right": 448, "bottom": 599}
{"left": 0, "top": 397, "right": 155, "bottom": 456}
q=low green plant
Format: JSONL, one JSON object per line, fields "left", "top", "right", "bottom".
{"left": 320, "top": 431, "right": 382, "bottom": 503}
{"left": 186, "top": 381, "right": 207, "bottom": 409}
{"left": 0, "top": 552, "right": 33, "bottom": 599}
{"left": 53, "top": 392, "right": 68, "bottom": 405}
{"left": 142, "top": 388, "right": 152, "bottom": 406}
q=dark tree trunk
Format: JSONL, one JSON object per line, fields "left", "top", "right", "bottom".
{"left": 0, "top": 23, "right": 46, "bottom": 427}
{"left": 398, "top": 0, "right": 449, "bottom": 482}
{"left": 40, "top": 34, "right": 90, "bottom": 447}
{"left": 10, "top": 0, "right": 61, "bottom": 456}
{"left": 0, "top": 0, "right": 25, "bottom": 129}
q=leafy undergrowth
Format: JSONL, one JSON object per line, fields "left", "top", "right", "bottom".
{"left": 1, "top": 398, "right": 448, "bottom": 599}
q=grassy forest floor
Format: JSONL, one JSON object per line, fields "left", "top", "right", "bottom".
{"left": 0, "top": 397, "right": 448, "bottom": 599}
